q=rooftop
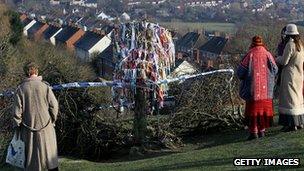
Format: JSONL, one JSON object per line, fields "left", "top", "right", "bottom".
{"left": 27, "top": 21, "right": 45, "bottom": 35}
{"left": 98, "top": 44, "right": 114, "bottom": 61}
{"left": 74, "top": 31, "right": 104, "bottom": 51}
{"left": 55, "top": 26, "right": 80, "bottom": 42}
{"left": 43, "top": 25, "right": 61, "bottom": 39}
{"left": 199, "top": 36, "right": 228, "bottom": 55}
{"left": 22, "top": 18, "right": 32, "bottom": 26}
{"left": 176, "top": 32, "right": 200, "bottom": 49}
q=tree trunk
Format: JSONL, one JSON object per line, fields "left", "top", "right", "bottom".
{"left": 133, "top": 88, "right": 147, "bottom": 146}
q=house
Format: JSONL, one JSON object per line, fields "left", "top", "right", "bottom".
{"left": 76, "top": 16, "right": 98, "bottom": 31}
{"left": 124, "top": 0, "right": 141, "bottom": 6}
{"left": 84, "top": 0, "right": 97, "bottom": 8}
{"left": 72, "top": 0, "right": 85, "bottom": 6}
{"left": 54, "top": 26, "right": 85, "bottom": 49}
{"left": 101, "top": 24, "right": 115, "bottom": 35}
{"left": 62, "top": 14, "right": 82, "bottom": 26}
{"left": 50, "top": 0, "right": 60, "bottom": 5}
{"left": 198, "top": 36, "right": 228, "bottom": 69}
{"left": 169, "top": 59, "right": 200, "bottom": 78}
{"left": 97, "top": 44, "right": 116, "bottom": 78}
{"left": 71, "top": 0, "right": 97, "bottom": 8}
{"left": 22, "top": 18, "right": 37, "bottom": 36}
{"left": 21, "top": 17, "right": 31, "bottom": 27}
{"left": 60, "top": 0, "right": 71, "bottom": 6}
{"left": 124, "top": 0, "right": 167, "bottom": 6}
{"left": 97, "top": 12, "right": 113, "bottom": 20}
{"left": 184, "top": 0, "right": 223, "bottom": 7}
{"left": 43, "top": 24, "right": 63, "bottom": 45}
{"left": 27, "top": 21, "right": 49, "bottom": 40}
{"left": 74, "top": 31, "right": 112, "bottom": 61}
{"left": 120, "top": 12, "right": 131, "bottom": 22}
{"left": 175, "top": 32, "right": 200, "bottom": 59}
{"left": 92, "top": 20, "right": 107, "bottom": 30}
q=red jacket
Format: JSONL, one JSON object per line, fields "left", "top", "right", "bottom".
{"left": 237, "top": 46, "right": 278, "bottom": 101}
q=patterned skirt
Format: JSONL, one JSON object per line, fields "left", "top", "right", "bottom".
{"left": 244, "top": 99, "right": 274, "bottom": 128}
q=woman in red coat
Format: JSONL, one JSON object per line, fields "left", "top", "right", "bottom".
{"left": 237, "top": 36, "right": 278, "bottom": 140}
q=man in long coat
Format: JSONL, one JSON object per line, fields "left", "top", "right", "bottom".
{"left": 12, "top": 62, "right": 59, "bottom": 171}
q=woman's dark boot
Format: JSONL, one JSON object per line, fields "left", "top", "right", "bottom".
{"left": 247, "top": 133, "right": 258, "bottom": 141}
{"left": 280, "top": 126, "right": 289, "bottom": 131}
{"left": 283, "top": 126, "right": 297, "bottom": 132}
{"left": 258, "top": 131, "right": 265, "bottom": 138}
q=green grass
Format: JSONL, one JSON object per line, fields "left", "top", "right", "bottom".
{"left": 2, "top": 120, "right": 304, "bottom": 171}
{"left": 159, "top": 22, "right": 236, "bottom": 33}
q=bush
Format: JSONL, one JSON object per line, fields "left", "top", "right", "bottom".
{"left": 7, "top": 10, "right": 23, "bottom": 45}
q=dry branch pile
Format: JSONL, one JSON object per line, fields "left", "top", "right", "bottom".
{"left": 169, "top": 73, "right": 244, "bottom": 135}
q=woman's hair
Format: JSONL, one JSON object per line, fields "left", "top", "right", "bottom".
{"left": 286, "top": 35, "right": 303, "bottom": 52}
{"left": 23, "top": 62, "right": 39, "bottom": 76}
{"left": 250, "top": 35, "right": 267, "bottom": 50}
{"left": 281, "top": 26, "right": 287, "bottom": 42}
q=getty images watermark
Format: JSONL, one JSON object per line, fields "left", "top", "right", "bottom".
{"left": 233, "top": 158, "right": 300, "bottom": 166}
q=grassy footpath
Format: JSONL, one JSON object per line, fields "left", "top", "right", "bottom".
{"left": 2, "top": 123, "right": 304, "bottom": 171}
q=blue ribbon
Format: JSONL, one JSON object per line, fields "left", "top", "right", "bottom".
{"left": 0, "top": 69, "right": 234, "bottom": 97}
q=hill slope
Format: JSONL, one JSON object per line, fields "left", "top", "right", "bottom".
{"left": 60, "top": 125, "right": 304, "bottom": 171}
{"left": 2, "top": 122, "right": 304, "bottom": 171}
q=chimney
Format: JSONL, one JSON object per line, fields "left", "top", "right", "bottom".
{"left": 214, "top": 31, "right": 220, "bottom": 37}
{"left": 207, "top": 59, "right": 214, "bottom": 68}
{"left": 195, "top": 49, "right": 200, "bottom": 64}
{"left": 200, "top": 28, "right": 205, "bottom": 36}
{"left": 225, "top": 33, "right": 230, "bottom": 39}
{"left": 177, "top": 52, "right": 183, "bottom": 59}
{"left": 92, "top": 29, "right": 105, "bottom": 36}
{"left": 51, "top": 22, "right": 61, "bottom": 28}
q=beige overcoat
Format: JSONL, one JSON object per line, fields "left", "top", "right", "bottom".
{"left": 276, "top": 39, "right": 304, "bottom": 115}
{"left": 12, "top": 76, "right": 59, "bottom": 171}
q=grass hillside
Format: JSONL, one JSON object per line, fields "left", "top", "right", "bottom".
{"left": 159, "top": 22, "right": 236, "bottom": 34}
{"left": 56, "top": 124, "right": 304, "bottom": 171}
{"left": 2, "top": 117, "right": 304, "bottom": 171}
